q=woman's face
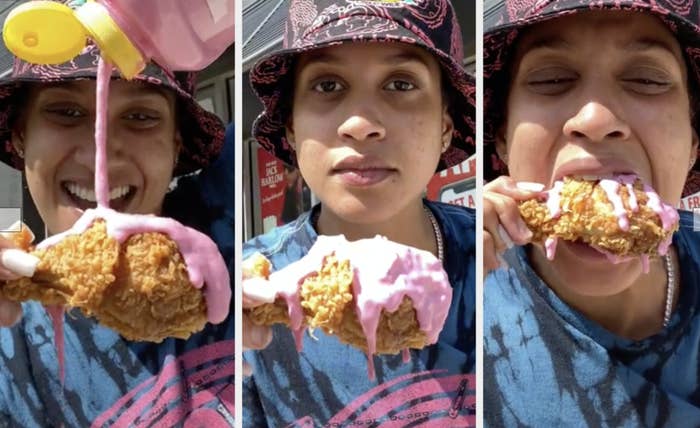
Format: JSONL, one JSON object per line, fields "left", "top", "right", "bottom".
{"left": 14, "top": 80, "right": 179, "bottom": 235}
{"left": 288, "top": 43, "right": 453, "bottom": 225}
{"left": 500, "top": 11, "right": 698, "bottom": 293}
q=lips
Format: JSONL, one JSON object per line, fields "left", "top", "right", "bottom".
{"left": 331, "top": 155, "right": 397, "bottom": 186}
{"left": 551, "top": 157, "right": 640, "bottom": 187}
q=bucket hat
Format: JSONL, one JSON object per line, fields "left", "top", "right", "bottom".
{"left": 0, "top": 43, "right": 225, "bottom": 176}
{"left": 250, "top": 0, "right": 475, "bottom": 171}
{"left": 483, "top": 0, "right": 700, "bottom": 196}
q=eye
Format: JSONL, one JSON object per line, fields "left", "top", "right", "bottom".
{"left": 620, "top": 76, "right": 672, "bottom": 95}
{"left": 522, "top": 66, "right": 578, "bottom": 94}
{"left": 312, "top": 80, "right": 345, "bottom": 93}
{"left": 46, "top": 106, "right": 85, "bottom": 118}
{"left": 125, "top": 112, "right": 159, "bottom": 121}
{"left": 384, "top": 79, "right": 416, "bottom": 91}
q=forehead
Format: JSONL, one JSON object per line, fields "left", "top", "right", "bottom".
{"left": 295, "top": 42, "right": 440, "bottom": 71}
{"left": 516, "top": 10, "right": 683, "bottom": 60}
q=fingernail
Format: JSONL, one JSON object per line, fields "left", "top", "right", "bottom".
{"left": 243, "top": 277, "right": 276, "bottom": 304}
{"left": 497, "top": 225, "right": 514, "bottom": 249}
{"left": 1, "top": 249, "right": 39, "bottom": 277}
{"left": 516, "top": 182, "right": 545, "bottom": 192}
{"left": 518, "top": 222, "right": 533, "bottom": 240}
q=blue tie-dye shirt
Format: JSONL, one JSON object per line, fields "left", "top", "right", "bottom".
{"left": 484, "top": 210, "right": 700, "bottom": 427}
{"left": 0, "top": 126, "right": 235, "bottom": 427}
{"left": 243, "top": 201, "right": 476, "bottom": 427}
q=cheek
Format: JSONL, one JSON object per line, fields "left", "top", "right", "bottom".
{"left": 506, "top": 122, "right": 555, "bottom": 180}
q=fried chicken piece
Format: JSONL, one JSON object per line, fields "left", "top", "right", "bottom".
{"left": 519, "top": 176, "right": 679, "bottom": 257}
{"left": 243, "top": 236, "right": 447, "bottom": 356}
{"left": 1, "top": 220, "right": 207, "bottom": 342}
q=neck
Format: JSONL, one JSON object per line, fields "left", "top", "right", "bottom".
{"left": 530, "top": 247, "right": 679, "bottom": 340}
{"left": 316, "top": 199, "right": 439, "bottom": 258}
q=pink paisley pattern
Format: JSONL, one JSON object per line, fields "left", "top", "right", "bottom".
{"left": 483, "top": 0, "right": 700, "bottom": 196}
{"left": 250, "top": 0, "right": 475, "bottom": 170}
{"left": 0, "top": 44, "right": 223, "bottom": 175}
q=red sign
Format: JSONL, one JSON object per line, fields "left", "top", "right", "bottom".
{"left": 680, "top": 191, "right": 700, "bottom": 210}
{"left": 426, "top": 156, "right": 477, "bottom": 208}
{"left": 257, "top": 148, "right": 286, "bottom": 232}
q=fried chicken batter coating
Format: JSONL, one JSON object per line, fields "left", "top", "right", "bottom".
{"left": 244, "top": 250, "right": 431, "bottom": 355}
{"left": 1, "top": 221, "right": 207, "bottom": 342}
{"left": 519, "top": 176, "right": 678, "bottom": 256}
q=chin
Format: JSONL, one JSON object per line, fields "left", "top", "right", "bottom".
{"left": 552, "top": 256, "right": 639, "bottom": 298}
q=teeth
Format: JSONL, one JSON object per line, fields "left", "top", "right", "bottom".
{"left": 66, "top": 183, "right": 131, "bottom": 202}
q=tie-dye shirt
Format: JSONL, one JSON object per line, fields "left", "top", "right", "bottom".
{"left": 0, "top": 127, "right": 235, "bottom": 427}
{"left": 242, "top": 201, "right": 476, "bottom": 427}
{"left": 484, "top": 210, "right": 700, "bottom": 427}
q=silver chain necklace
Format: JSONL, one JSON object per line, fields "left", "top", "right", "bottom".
{"left": 311, "top": 207, "right": 444, "bottom": 262}
{"left": 424, "top": 206, "right": 444, "bottom": 262}
{"left": 663, "top": 253, "right": 675, "bottom": 328}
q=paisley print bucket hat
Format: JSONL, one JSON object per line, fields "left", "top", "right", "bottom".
{"left": 0, "top": 43, "right": 225, "bottom": 176}
{"left": 250, "top": 0, "right": 475, "bottom": 171}
{"left": 483, "top": 0, "right": 700, "bottom": 196}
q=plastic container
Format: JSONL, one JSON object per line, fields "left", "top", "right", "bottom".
{"left": 3, "top": 0, "right": 234, "bottom": 78}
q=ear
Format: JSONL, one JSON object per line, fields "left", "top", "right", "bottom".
{"left": 285, "top": 119, "right": 296, "bottom": 150}
{"left": 690, "top": 130, "right": 699, "bottom": 172}
{"left": 494, "top": 124, "right": 508, "bottom": 164}
{"left": 441, "top": 106, "right": 454, "bottom": 153}
{"left": 10, "top": 129, "right": 24, "bottom": 158}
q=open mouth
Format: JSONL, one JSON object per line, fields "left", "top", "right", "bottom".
{"left": 62, "top": 182, "right": 136, "bottom": 211}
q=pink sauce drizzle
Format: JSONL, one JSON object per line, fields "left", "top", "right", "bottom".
{"left": 543, "top": 175, "right": 679, "bottom": 268}
{"left": 545, "top": 237, "right": 557, "bottom": 260}
{"left": 39, "top": 57, "right": 230, "bottom": 381}
{"left": 46, "top": 305, "right": 65, "bottom": 383}
{"left": 599, "top": 179, "right": 629, "bottom": 231}
{"left": 248, "top": 235, "right": 452, "bottom": 380}
{"left": 546, "top": 181, "right": 565, "bottom": 219}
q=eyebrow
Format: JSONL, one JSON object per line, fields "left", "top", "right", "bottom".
{"left": 521, "top": 35, "right": 678, "bottom": 58}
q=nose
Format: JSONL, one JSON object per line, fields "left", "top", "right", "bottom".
{"left": 72, "top": 129, "right": 126, "bottom": 169}
{"left": 563, "top": 101, "right": 631, "bottom": 142}
{"left": 337, "top": 114, "right": 386, "bottom": 142}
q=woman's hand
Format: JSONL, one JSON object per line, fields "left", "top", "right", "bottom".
{"left": 483, "top": 177, "right": 544, "bottom": 278}
{"left": 0, "top": 227, "right": 40, "bottom": 326}
{"left": 242, "top": 275, "right": 275, "bottom": 376}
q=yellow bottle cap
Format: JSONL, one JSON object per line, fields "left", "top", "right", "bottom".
{"left": 74, "top": 1, "right": 145, "bottom": 79}
{"left": 3, "top": 1, "right": 87, "bottom": 65}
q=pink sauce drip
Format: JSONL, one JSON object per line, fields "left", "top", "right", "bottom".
{"left": 546, "top": 181, "right": 565, "bottom": 219}
{"left": 37, "top": 208, "right": 230, "bottom": 323}
{"left": 95, "top": 58, "right": 111, "bottom": 209}
{"left": 599, "top": 179, "right": 629, "bottom": 231}
{"left": 46, "top": 305, "right": 65, "bottom": 384}
{"left": 250, "top": 235, "right": 452, "bottom": 380}
{"left": 402, "top": 348, "right": 410, "bottom": 363}
{"left": 658, "top": 235, "right": 673, "bottom": 256}
{"left": 643, "top": 184, "right": 680, "bottom": 231}
{"left": 618, "top": 174, "right": 639, "bottom": 212}
{"left": 545, "top": 236, "right": 558, "bottom": 260}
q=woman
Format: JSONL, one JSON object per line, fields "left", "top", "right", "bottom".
{"left": 0, "top": 43, "right": 233, "bottom": 426}
{"left": 483, "top": 0, "right": 700, "bottom": 425}
{"left": 242, "top": 0, "right": 476, "bottom": 426}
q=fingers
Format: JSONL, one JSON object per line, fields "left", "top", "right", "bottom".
{"left": 483, "top": 176, "right": 544, "bottom": 276}
{"left": 0, "top": 299, "right": 22, "bottom": 327}
{"left": 242, "top": 276, "right": 276, "bottom": 308}
{"left": 0, "top": 249, "right": 39, "bottom": 278}
{"left": 242, "top": 314, "right": 272, "bottom": 377}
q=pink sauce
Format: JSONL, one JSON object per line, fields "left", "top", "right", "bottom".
{"left": 543, "top": 175, "right": 679, "bottom": 269}
{"left": 46, "top": 305, "right": 65, "bottom": 383}
{"left": 250, "top": 235, "right": 452, "bottom": 380}
{"left": 546, "top": 181, "right": 565, "bottom": 219}
{"left": 39, "top": 57, "right": 230, "bottom": 380}
{"left": 545, "top": 236, "right": 557, "bottom": 261}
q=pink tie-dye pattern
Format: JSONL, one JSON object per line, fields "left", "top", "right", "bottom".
{"left": 91, "top": 341, "right": 234, "bottom": 427}
{"left": 321, "top": 371, "right": 475, "bottom": 425}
